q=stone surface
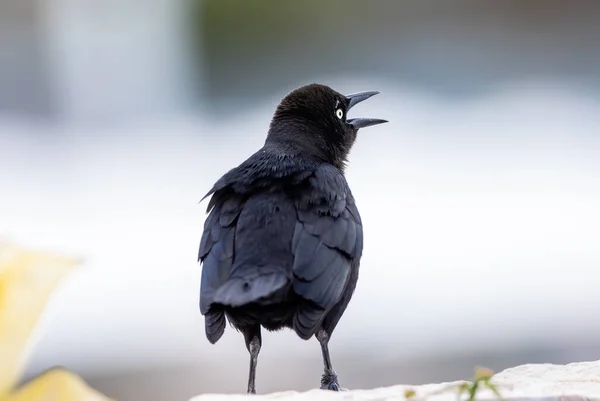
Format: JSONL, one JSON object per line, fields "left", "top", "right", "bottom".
{"left": 190, "top": 360, "right": 600, "bottom": 401}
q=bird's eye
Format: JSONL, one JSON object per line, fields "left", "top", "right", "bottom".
{"left": 335, "top": 108, "right": 344, "bottom": 120}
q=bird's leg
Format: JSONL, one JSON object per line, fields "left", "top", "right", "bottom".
{"left": 316, "top": 329, "right": 345, "bottom": 391}
{"left": 243, "top": 324, "right": 262, "bottom": 394}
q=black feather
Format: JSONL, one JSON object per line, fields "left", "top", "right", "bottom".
{"left": 205, "top": 309, "right": 226, "bottom": 344}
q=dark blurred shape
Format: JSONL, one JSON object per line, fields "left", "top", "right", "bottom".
{"left": 3, "top": 0, "right": 600, "bottom": 122}
{"left": 0, "top": 0, "right": 55, "bottom": 116}
{"left": 195, "top": 0, "right": 600, "bottom": 113}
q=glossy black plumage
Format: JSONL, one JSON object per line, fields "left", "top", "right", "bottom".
{"left": 198, "top": 83, "right": 386, "bottom": 394}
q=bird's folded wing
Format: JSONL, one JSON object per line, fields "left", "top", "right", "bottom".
{"left": 198, "top": 195, "right": 243, "bottom": 314}
{"left": 291, "top": 200, "right": 363, "bottom": 310}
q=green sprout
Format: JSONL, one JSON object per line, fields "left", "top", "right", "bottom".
{"left": 403, "top": 365, "right": 504, "bottom": 401}
{"left": 457, "top": 366, "right": 503, "bottom": 401}
{"left": 404, "top": 387, "right": 416, "bottom": 399}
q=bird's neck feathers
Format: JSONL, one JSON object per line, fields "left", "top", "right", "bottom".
{"left": 266, "top": 118, "right": 351, "bottom": 173}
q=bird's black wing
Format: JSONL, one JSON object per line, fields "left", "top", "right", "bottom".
{"left": 198, "top": 190, "right": 244, "bottom": 315}
{"left": 198, "top": 148, "right": 310, "bottom": 343}
{"left": 198, "top": 186, "right": 245, "bottom": 343}
{"left": 291, "top": 166, "right": 363, "bottom": 339}
{"left": 198, "top": 149, "right": 305, "bottom": 316}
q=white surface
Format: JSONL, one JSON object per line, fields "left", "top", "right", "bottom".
{"left": 1, "top": 80, "right": 600, "bottom": 376}
{"left": 190, "top": 359, "right": 600, "bottom": 400}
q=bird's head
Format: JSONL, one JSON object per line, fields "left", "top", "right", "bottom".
{"left": 266, "top": 83, "right": 388, "bottom": 170}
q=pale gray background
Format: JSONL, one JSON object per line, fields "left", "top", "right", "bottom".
{"left": 1, "top": 1, "right": 600, "bottom": 400}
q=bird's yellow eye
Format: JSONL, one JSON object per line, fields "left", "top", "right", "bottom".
{"left": 335, "top": 108, "right": 344, "bottom": 119}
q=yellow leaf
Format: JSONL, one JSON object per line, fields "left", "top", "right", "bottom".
{"left": 0, "top": 242, "right": 80, "bottom": 397}
{"left": 3, "top": 368, "right": 113, "bottom": 401}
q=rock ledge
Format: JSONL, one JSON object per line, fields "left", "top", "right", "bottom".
{"left": 191, "top": 360, "right": 600, "bottom": 401}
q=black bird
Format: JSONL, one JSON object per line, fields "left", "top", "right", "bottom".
{"left": 198, "top": 83, "right": 387, "bottom": 394}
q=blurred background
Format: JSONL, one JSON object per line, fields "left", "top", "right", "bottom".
{"left": 2, "top": 0, "right": 600, "bottom": 400}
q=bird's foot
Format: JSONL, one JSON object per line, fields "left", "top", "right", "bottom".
{"left": 320, "top": 372, "right": 347, "bottom": 391}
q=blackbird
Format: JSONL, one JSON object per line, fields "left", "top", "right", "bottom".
{"left": 198, "top": 83, "right": 387, "bottom": 393}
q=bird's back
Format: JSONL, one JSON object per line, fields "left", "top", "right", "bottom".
{"left": 211, "top": 190, "right": 298, "bottom": 317}
{"left": 199, "top": 146, "right": 363, "bottom": 342}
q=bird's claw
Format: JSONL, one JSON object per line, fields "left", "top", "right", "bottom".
{"left": 320, "top": 373, "right": 345, "bottom": 391}
{"left": 321, "top": 382, "right": 339, "bottom": 391}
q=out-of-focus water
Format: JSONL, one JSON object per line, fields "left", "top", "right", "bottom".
{"left": 2, "top": 78, "right": 600, "bottom": 399}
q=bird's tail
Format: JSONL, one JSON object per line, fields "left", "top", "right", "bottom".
{"left": 212, "top": 269, "right": 290, "bottom": 307}
{"left": 205, "top": 308, "right": 226, "bottom": 344}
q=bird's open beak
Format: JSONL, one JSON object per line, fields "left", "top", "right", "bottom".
{"left": 345, "top": 91, "right": 388, "bottom": 130}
